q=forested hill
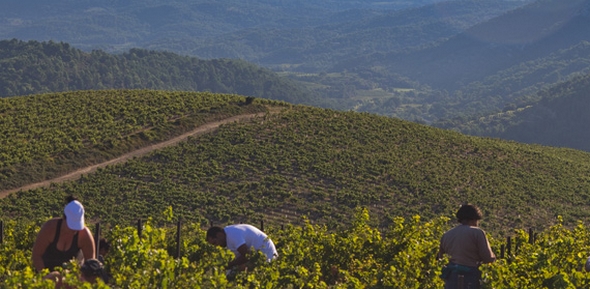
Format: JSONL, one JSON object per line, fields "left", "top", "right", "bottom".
{"left": 439, "top": 73, "right": 590, "bottom": 152}
{"left": 170, "top": 0, "right": 531, "bottom": 69}
{"left": 1, "top": 1, "right": 544, "bottom": 121}
{"left": 0, "top": 39, "right": 322, "bottom": 106}
{"left": 335, "top": 0, "right": 590, "bottom": 145}
{"left": 0, "top": 0, "right": 533, "bottom": 69}
{"left": 2, "top": 90, "right": 590, "bottom": 233}
{"left": 370, "top": 0, "right": 590, "bottom": 91}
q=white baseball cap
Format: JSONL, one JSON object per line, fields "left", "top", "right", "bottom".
{"left": 64, "top": 200, "right": 85, "bottom": 230}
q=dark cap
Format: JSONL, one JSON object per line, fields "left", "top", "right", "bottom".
{"left": 80, "top": 258, "right": 104, "bottom": 276}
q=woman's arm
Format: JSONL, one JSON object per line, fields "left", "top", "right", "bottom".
{"left": 79, "top": 227, "right": 96, "bottom": 261}
{"left": 32, "top": 221, "right": 53, "bottom": 272}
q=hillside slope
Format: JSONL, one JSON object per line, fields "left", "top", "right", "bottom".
{"left": 376, "top": 0, "right": 590, "bottom": 90}
{"left": 175, "top": 0, "right": 531, "bottom": 69}
{"left": 442, "top": 73, "right": 590, "bottom": 152}
{"left": 0, "top": 0, "right": 455, "bottom": 54}
{"left": 1, "top": 90, "right": 590, "bottom": 233}
{"left": 0, "top": 89, "right": 281, "bottom": 191}
{"left": 335, "top": 0, "right": 590, "bottom": 133}
{"left": 0, "top": 39, "right": 323, "bottom": 106}
{"left": 0, "top": 111, "right": 271, "bottom": 198}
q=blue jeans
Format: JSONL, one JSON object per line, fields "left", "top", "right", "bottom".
{"left": 441, "top": 263, "right": 481, "bottom": 289}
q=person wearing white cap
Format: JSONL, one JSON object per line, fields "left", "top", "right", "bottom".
{"left": 32, "top": 196, "right": 96, "bottom": 272}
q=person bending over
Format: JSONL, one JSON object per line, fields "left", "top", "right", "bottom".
{"left": 206, "top": 224, "right": 278, "bottom": 271}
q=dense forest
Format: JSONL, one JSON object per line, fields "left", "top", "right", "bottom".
{"left": 0, "top": 0, "right": 536, "bottom": 111}
{"left": 374, "top": 0, "right": 590, "bottom": 91}
{"left": 0, "top": 0, "right": 531, "bottom": 58}
{"left": 0, "top": 39, "right": 324, "bottom": 107}
{"left": 435, "top": 73, "right": 590, "bottom": 151}
{"left": 170, "top": 0, "right": 531, "bottom": 69}
{"left": 341, "top": 0, "right": 590, "bottom": 119}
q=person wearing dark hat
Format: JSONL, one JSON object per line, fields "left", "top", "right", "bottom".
{"left": 437, "top": 204, "right": 496, "bottom": 289}
{"left": 32, "top": 196, "right": 96, "bottom": 272}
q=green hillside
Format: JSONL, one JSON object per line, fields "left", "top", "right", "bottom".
{"left": 0, "top": 39, "right": 323, "bottom": 106}
{"left": 443, "top": 41, "right": 590, "bottom": 118}
{"left": 0, "top": 0, "right": 535, "bottom": 117}
{"left": 0, "top": 89, "right": 277, "bottom": 191}
{"left": 2, "top": 90, "right": 590, "bottom": 234}
{"left": 438, "top": 73, "right": 590, "bottom": 152}
{"left": 339, "top": 0, "right": 590, "bottom": 122}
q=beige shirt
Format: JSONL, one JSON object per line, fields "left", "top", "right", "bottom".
{"left": 439, "top": 224, "right": 496, "bottom": 267}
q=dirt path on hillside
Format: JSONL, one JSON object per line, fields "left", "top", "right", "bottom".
{"left": 0, "top": 112, "right": 270, "bottom": 198}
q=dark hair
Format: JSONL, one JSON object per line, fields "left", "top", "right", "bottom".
{"left": 63, "top": 195, "right": 79, "bottom": 219}
{"left": 206, "top": 226, "right": 225, "bottom": 239}
{"left": 99, "top": 238, "right": 110, "bottom": 251}
{"left": 80, "top": 258, "right": 107, "bottom": 282}
{"left": 456, "top": 204, "right": 483, "bottom": 223}
{"left": 65, "top": 195, "right": 78, "bottom": 204}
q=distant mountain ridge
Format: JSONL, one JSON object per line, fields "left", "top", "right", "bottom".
{"left": 499, "top": 74, "right": 590, "bottom": 150}
{"left": 374, "top": 0, "right": 590, "bottom": 90}
{"left": 173, "top": 0, "right": 532, "bottom": 69}
{"left": 335, "top": 0, "right": 590, "bottom": 148}
{"left": 449, "top": 41, "right": 590, "bottom": 115}
{"left": 0, "top": 0, "right": 530, "bottom": 67}
{"left": 5, "top": 0, "right": 590, "bottom": 155}
{"left": 440, "top": 72, "right": 590, "bottom": 152}
{"left": 0, "top": 0, "right": 446, "bottom": 52}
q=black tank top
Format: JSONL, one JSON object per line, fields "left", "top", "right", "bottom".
{"left": 41, "top": 219, "right": 80, "bottom": 270}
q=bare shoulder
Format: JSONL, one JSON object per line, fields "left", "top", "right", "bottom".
{"left": 43, "top": 217, "right": 61, "bottom": 226}
{"left": 39, "top": 218, "right": 61, "bottom": 234}
{"left": 34, "top": 218, "right": 61, "bottom": 245}
{"left": 83, "top": 226, "right": 94, "bottom": 237}
{"left": 79, "top": 227, "right": 95, "bottom": 241}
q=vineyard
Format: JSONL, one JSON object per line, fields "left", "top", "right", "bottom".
{"left": 0, "top": 89, "right": 278, "bottom": 191}
{"left": 2, "top": 92, "right": 590, "bottom": 231}
{"left": 2, "top": 209, "right": 590, "bottom": 288}
{"left": 3, "top": 90, "right": 590, "bottom": 287}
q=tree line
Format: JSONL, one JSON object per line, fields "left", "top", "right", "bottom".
{"left": 0, "top": 39, "right": 322, "bottom": 107}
